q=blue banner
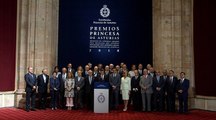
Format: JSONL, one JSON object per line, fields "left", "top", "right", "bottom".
{"left": 58, "top": 0, "right": 152, "bottom": 67}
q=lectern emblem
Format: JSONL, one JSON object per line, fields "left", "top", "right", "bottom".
{"left": 100, "top": 5, "right": 110, "bottom": 18}
{"left": 97, "top": 93, "right": 105, "bottom": 103}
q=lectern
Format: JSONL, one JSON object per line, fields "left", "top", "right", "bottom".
{"left": 94, "top": 82, "right": 109, "bottom": 113}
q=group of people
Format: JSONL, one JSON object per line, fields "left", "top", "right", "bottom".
{"left": 25, "top": 63, "right": 189, "bottom": 114}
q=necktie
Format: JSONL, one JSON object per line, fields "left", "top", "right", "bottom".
{"left": 43, "top": 75, "right": 46, "bottom": 83}
{"left": 181, "top": 79, "right": 183, "bottom": 84}
{"left": 170, "top": 77, "right": 173, "bottom": 84}
{"left": 89, "top": 77, "right": 92, "bottom": 84}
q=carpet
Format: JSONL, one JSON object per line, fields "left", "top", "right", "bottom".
{"left": 0, "top": 108, "right": 215, "bottom": 120}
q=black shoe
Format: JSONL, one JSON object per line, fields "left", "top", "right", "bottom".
{"left": 31, "top": 108, "right": 36, "bottom": 111}
{"left": 26, "top": 109, "right": 30, "bottom": 112}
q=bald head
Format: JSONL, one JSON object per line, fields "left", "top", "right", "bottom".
{"left": 143, "top": 69, "right": 148, "bottom": 75}
{"left": 62, "top": 67, "right": 67, "bottom": 73}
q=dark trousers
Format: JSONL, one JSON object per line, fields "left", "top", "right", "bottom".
{"left": 178, "top": 94, "right": 188, "bottom": 113}
{"left": 51, "top": 90, "right": 59, "bottom": 108}
{"left": 167, "top": 93, "right": 176, "bottom": 112}
{"left": 153, "top": 92, "right": 164, "bottom": 111}
{"left": 38, "top": 92, "right": 47, "bottom": 109}
{"left": 86, "top": 91, "right": 93, "bottom": 110}
{"left": 131, "top": 91, "right": 141, "bottom": 111}
{"left": 74, "top": 90, "right": 84, "bottom": 109}
{"left": 26, "top": 91, "right": 36, "bottom": 110}
{"left": 110, "top": 90, "right": 119, "bottom": 109}
{"left": 59, "top": 91, "right": 66, "bottom": 109}
{"left": 164, "top": 94, "right": 169, "bottom": 111}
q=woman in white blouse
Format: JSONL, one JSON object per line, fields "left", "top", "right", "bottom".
{"left": 120, "top": 70, "right": 131, "bottom": 111}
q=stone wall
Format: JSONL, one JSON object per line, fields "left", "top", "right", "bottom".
{"left": 153, "top": 0, "right": 216, "bottom": 111}
{"left": 153, "top": 0, "right": 195, "bottom": 108}
{"left": 15, "top": 0, "right": 59, "bottom": 108}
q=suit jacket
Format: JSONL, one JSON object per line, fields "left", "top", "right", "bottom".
{"left": 50, "top": 77, "right": 60, "bottom": 91}
{"left": 139, "top": 75, "right": 153, "bottom": 94}
{"left": 93, "top": 72, "right": 100, "bottom": 82}
{"left": 176, "top": 78, "right": 189, "bottom": 95}
{"left": 165, "top": 76, "right": 178, "bottom": 95}
{"left": 59, "top": 73, "right": 67, "bottom": 92}
{"left": 131, "top": 76, "right": 141, "bottom": 92}
{"left": 152, "top": 76, "right": 165, "bottom": 93}
{"left": 75, "top": 76, "right": 85, "bottom": 91}
{"left": 25, "top": 73, "right": 37, "bottom": 92}
{"left": 37, "top": 74, "right": 49, "bottom": 93}
{"left": 138, "top": 69, "right": 143, "bottom": 76}
{"left": 83, "top": 70, "right": 89, "bottom": 78}
{"left": 75, "top": 71, "right": 86, "bottom": 78}
{"left": 104, "top": 72, "right": 110, "bottom": 82}
{"left": 85, "top": 75, "right": 95, "bottom": 93}
{"left": 67, "top": 68, "right": 75, "bottom": 75}
{"left": 98, "top": 74, "right": 109, "bottom": 82}
{"left": 148, "top": 72, "right": 156, "bottom": 78}
{"left": 161, "top": 75, "right": 169, "bottom": 83}
{"left": 109, "top": 73, "right": 121, "bottom": 90}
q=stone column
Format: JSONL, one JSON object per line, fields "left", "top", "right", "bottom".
{"left": 153, "top": 0, "right": 194, "bottom": 108}
{"left": 15, "top": 0, "right": 59, "bottom": 108}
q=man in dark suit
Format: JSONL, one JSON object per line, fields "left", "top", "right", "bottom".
{"left": 176, "top": 72, "right": 189, "bottom": 113}
{"left": 138, "top": 64, "right": 143, "bottom": 76}
{"left": 67, "top": 63, "right": 75, "bottom": 75}
{"left": 98, "top": 63, "right": 103, "bottom": 71}
{"left": 109, "top": 64, "right": 114, "bottom": 74}
{"left": 104, "top": 65, "right": 110, "bottom": 78}
{"left": 131, "top": 70, "right": 141, "bottom": 111}
{"left": 37, "top": 69, "right": 49, "bottom": 109}
{"left": 162, "top": 69, "right": 169, "bottom": 111}
{"left": 152, "top": 70, "right": 165, "bottom": 111}
{"left": 74, "top": 70, "right": 85, "bottom": 109}
{"left": 148, "top": 67, "right": 155, "bottom": 78}
{"left": 25, "top": 67, "right": 37, "bottom": 112}
{"left": 85, "top": 70, "right": 95, "bottom": 110}
{"left": 93, "top": 66, "right": 100, "bottom": 82}
{"left": 83, "top": 65, "right": 90, "bottom": 77}
{"left": 165, "top": 70, "right": 178, "bottom": 112}
{"left": 99, "top": 70, "right": 109, "bottom": 82}
{"left": 58, "top": 67, "right": 67, "bottom": 109}
{"left": 109, "top": 68, "right": 121, "bottom": 109}
{"left": 104, "top": 68, "right": 110, "bottom": 82}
